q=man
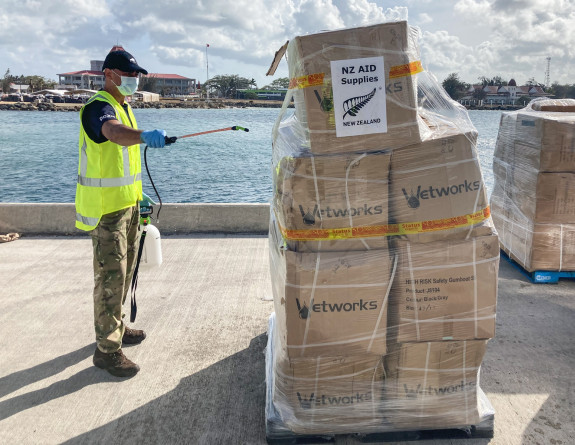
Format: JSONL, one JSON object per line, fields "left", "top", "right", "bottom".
{"left": 75, "top": 49, "right": 166, "bottom": 377}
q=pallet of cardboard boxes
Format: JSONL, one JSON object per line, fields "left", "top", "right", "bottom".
{"left": 490, "top": 99, "right": 575, "bottom": 272}
{"left": 265, "top": 18, "right": 497, "bottom": 442}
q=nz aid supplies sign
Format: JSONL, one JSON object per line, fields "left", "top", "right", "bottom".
{"left": 330, "top": 56, "right": 387, "bottom": 137}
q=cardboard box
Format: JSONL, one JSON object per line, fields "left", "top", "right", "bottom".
{"left": 491, "top": 194, "right": 575, "bottom": 271}
{"left": 269, "top": 21, "right": 425, "bottom": 154}
{"left": 530, "top": 98, "right": 575, "bottom": 112}
{"left": 272, "top": 352, "right": 385, "bottom": 434}
{"left": 492, "top": 145, "right": 575, "bottom": 224}
{"left": 389, "top": 235, "right": 499, "bottom": 342}
{"left": 505, "top": 171, "right": 575, "bottom": 224}
{"left": 273, "top": 151, "right": 391, "bottom": 252}
{"left": 531, "top": 173, "right": 575, "bottom": 223}
{"left": 496, "top": 109, "right": 575, "bottom": 172}
{"left": 389, "top": 129, "right": 494, "bottom": 243}
{"left": 270, "top": 244, "right": 393, "bottom": 358}
{"left": 384, "top": 340, "right": 487, "bottom": 430}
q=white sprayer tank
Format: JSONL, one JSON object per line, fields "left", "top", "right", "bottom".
{"left": 141, "top": 224, "right": 162, "bottom": 267}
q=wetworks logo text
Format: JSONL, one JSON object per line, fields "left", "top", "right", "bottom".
{"left": 297, "top": 392, "right": 373, "bottom": 409}
{"left": 298, "top": 204, "right": 383, "bottom": 225}
{"left": 402, "top": 180, "right": 481, "bottom": 209}
{"left": 403, "top": 380, "right": 477, "bottom": 398}
{"left": 296, "top": 298, "right": 378, "bottom": 319}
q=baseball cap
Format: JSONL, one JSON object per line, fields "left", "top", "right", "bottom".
{"left": 102, "top": 50, "right": 148, "bottom": 75}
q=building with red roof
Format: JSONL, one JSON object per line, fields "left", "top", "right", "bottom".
{"left": 57, "top": 46, "right": 196, "bottom": 95}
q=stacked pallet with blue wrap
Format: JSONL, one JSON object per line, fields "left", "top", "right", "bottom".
{"left": 490, "top": 98, "right": 575, "bottom": 285}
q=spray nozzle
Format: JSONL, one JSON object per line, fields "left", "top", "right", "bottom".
{"left": 164, "top": 136, "right": 178, "bottom": 145}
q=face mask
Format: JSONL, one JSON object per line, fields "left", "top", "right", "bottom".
{"left": 112, "top": 72, "right": 139, "bottom": 96}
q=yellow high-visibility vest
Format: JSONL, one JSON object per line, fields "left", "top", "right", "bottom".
{"left": 75, "top": 91, "right": 142, "bottom": 231}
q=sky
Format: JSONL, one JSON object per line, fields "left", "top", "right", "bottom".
{"left": 1, "top": 0, "right": 574, "bottom": 88}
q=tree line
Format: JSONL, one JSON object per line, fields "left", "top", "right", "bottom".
{"left": 12, "top": 66, "right": 573, "bottom": 102}
{"left": 201, "top": 75, "right": 289, "bottom": 99}
{"left": 140, "top": 74, "right": 290, "bottom": 98}
{"left": 441, "top": 72, "right": 575, "bottom": 101}
{"left": 2, "top": 68, "right": 290, "bottom": 98}
{"left": 2, "top": 69, "right": 56, "bottom": 93}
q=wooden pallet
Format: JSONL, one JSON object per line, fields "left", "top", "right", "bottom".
{"left": 500, "top": 250, "right": 575, "bottom": 283}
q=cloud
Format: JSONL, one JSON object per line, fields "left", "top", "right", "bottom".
{"left": 104, "top": 0, "right": 408, "bottom": 82}
{"left": 0, "top": 0, "right": 573, "bottom": 87}
{"left": 419, "top": 30, "right": 477, "bottom": 80}
{"left": 0, "top": 0, "right": 117, "bottom": 77}
{"left": 453, "top": 0, "right": 491, "bottom": 16}
{"left": 423, "top": 0, "right": 575, "bottom": 84}
{"left": 113, "top": 0, "right": 401, "bottom": 64}
{"left": 417, "top": 13, "right": 433, "bottom": 24}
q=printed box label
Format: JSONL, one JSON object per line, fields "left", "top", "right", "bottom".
{"left": 330, "top": 56, "right": 388, "bottom": 137}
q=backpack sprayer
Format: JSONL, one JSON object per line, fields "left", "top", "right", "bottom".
{"left": 129, "top": 125, "right": 250, "bottom": 322}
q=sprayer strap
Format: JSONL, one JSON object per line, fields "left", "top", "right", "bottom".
{"left": 130, "top": 226, "right": 147, "bottom": 323}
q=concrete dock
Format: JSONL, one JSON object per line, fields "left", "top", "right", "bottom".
{"left": 0, "top": 204, "right": 574, "bottom": 444}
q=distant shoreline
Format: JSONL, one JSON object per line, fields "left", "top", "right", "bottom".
{"left": 0, "top": 98, "right": 519, "bottom": 112}
{"left": 0, "top": 98, "right": 290, "bottom": 112}
{"left": 465, "top": 104, "right": 523, "bottom": 111}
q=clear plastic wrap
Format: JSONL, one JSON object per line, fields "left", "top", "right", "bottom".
{"left": 389, "top": 235, "right": 499, "bottom": 342}
{"left": 272, "top": 148, "right": 392, "bottom": 252}
{"left": 265, "top": 314, "right": 495, "bottom": 437}
{"left": 490, "top": 98, "right": 575, "bottom": 271}
{"left": 491, "top": 193, "right": 575, "bottom": 271}
{"left": 269, "top": 210, "right": 395, "bottom": 358}
{"left": 279, "top": 20, "right": 425, "bottom": 155}
{"left": 267, "top": 17, "right": 498, "bottom": 438}
{"left": 270, "top": 33, "right": 492, "bottom": 251}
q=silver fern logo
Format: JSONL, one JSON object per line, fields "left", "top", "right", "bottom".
{"left": 331, "top": 56, "right": 387, "bottom": 137}
{"left": 342, "top": 88, "right": 376, "bottom": 120}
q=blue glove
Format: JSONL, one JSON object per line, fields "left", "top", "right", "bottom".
{"left": 140, "top": 129, "right": 167, "bottom": 148}
{"left": 141, "top": 191, "right": 156, "bottom": 206}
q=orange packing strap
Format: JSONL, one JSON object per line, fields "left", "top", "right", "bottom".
{"left": 280, "top": 225, "right": 400, "bottom": 241}
{"left": 279, "top": 207, "right": 491, "bottom": 241}
{"left": 289, "top": 73, "right": 325, "bottom": 89}
{"left": 389, "top": 61, "right": 424, "bottom": 79}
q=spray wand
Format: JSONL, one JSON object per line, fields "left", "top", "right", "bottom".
{"left": 164, "top": 125, "right": 249, "bottom": 145}
{"left": 144, "top": 124, "right": 250, "bottom": 222}
{"left": 132, "top": 124, "right": 250, "bottom": 322}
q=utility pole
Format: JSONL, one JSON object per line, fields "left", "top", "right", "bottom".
{"left": 206, "top": 44, "right": 210, "bottom": 99}
{"left": 545, "top": 56, "right": 551, "bottom": 89}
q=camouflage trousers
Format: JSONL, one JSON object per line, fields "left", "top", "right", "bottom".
{"left": 91, "top": 206, "right": 140, "bottom": 353}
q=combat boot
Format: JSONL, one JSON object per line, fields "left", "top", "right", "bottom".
{"left": 123, "top": 327, "right": 146, "bottom": 345}
{"left": 93, "top": 348, "right": 140, "bottom": 377}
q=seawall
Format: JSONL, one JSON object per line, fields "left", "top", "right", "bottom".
{"left": 0, "top": 203, "right": 270, "bottom": 235}
{"left": 0, "top": 98, "right": 290, "bottom": 112}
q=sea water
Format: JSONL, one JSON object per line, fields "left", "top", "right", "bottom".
{"left": 0, "top": 108, "right": 502, "bottom": 203}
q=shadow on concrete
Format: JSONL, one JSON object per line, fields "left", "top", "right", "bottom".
{"left": 0, "top": 343, "right": 95, "bottom": 399}
{"left": 0, "top": 344, "right": 123, "bottom": 421}
{"left": 63, "top": 333, "right": 269, "bottom": 445}
{"left": 484, "top": 260, "right": 575, "bottom": 444}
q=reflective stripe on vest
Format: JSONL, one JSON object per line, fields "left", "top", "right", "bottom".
{"left": 77, "top": 172, "right": 142, "bottom": 187}
{"left": 76, "top": 213, "right": 100, "bottom": 227}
